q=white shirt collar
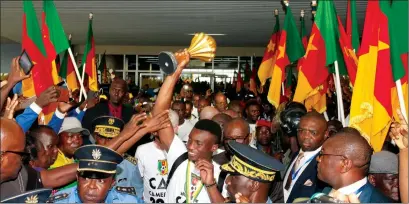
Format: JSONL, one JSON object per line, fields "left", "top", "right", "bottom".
{"left": 337, "top": 177, "right": 368, "bottom": 195}
{"left": 299, "top": 146, "right": 322, "bottom": 158}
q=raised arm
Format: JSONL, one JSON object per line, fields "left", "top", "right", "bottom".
{"left": 152, "top": 50, "right": 190, "bottom": 150}
{"left": 1, "top": 57, "right": 30, "bottom": 110}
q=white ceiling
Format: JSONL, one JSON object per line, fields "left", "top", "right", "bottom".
{"left": 1, "top": 1, "right": 367, "bottom": 47}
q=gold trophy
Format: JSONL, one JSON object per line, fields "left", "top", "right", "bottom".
{"left": 158, "top": 32, "right": 217, "bottom": 74}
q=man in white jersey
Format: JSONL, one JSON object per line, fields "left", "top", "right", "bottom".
{"left": 135, "top": 110, "right": 179, "bottom": 203}
{"left": 151, "top": 50, "right": 223, "bottom": 203}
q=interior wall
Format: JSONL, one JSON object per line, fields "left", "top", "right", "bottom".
{"left": 73, "top": 45, "right": 265, "bottom": 57}
{"left": 1, "top": 43, "right": 21, "bottom": 74}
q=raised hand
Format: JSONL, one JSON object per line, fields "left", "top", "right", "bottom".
{"left": 234, "top": 192, "right": 250, "bottom": 203}
{"left": 140, "top": 110, "right": 170, "bottom": 133}
{"left": 121, "top": 113, "right": 148, "bottom": 139}
{"left": 4, "top": 94, "right": 19, "bottom": 119}
{"left": 7, "top": 57, "right": 30, "bottom": 85}
{"left": 173, "top": 49, "right": 190, "bottom": 78}
{"left": 195, "top": 159, "right": 215, "bottom": 186}
{"left": 80, "top": 97, "right": 99, "bottom": 110}
{"left": 35, "top": 86, "right": 59, "bottom": 108}
{"left": 390, "top": 109, "right": 408, "bottom": 149}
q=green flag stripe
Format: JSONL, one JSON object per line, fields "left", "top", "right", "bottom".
{"left": 284, "top": 6, "right": 305, "bottom": 62}
{"left": 24, "top": 1, "right": 46, "bottom": 57}
{"left": 44, "top": 1, "right": 69, "bottom": 54}
{"left": 380, "top": 0, "right": 408, "bottom": 81}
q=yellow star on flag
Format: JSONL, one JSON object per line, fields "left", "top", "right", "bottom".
{"left": 267, "top": 40, "right": 276, "bottom": 53}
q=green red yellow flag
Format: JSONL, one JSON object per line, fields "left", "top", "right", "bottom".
{"left": 258, "top": 11, "right": 280, "bottom": 86}
{"left": 41, "top": 0, "right": 71, "bottom": 123}
{"left": 349, "top": 0, "right": 408, "bottom": 152}
{"left": 346, "top": 0, "right": 360, "bottom": 53}
{"left": 60, "top": 39, "right": 79, "bottom": 91}
{"left": 81, "top": 16, "right": 98, "bottom": 92}
{"left": 294, "top": 0, "right": 349, "bottom": 113}
{"left": 21, "top": 0, "right": 49, "bottom": 98}
{"left": 268, "top": 5, "right": 305, "bottom": 108}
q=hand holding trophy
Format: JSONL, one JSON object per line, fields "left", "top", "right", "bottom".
{"left": 158, "top": 32, "right": 217, "bottom": 75}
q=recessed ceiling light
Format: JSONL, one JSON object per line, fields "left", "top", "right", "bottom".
{"left": 187, "top": 33, "right": 226, "bottom": 36}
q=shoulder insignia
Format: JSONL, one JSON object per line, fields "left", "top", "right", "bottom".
{"left": 46, "top": 193, "right": 69, "bottom": 203}
{"left": 115, "top": 186, "right": 136, "bottom": 196}
{"left": 124, "top": 154, "right": 138, "bottom": 165}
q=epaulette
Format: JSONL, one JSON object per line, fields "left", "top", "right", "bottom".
{"left": 46, "top": 193, "right": 69, "bottom": 203}
{"left": 124, "top": 154, "right": 138, "bottom": 165}
{"left": 115, "top": 186, "right": 136, "bottom": 196}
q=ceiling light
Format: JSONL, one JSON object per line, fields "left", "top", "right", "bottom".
{"left": 187, "top": 33, "right": 226, "bottom": 36}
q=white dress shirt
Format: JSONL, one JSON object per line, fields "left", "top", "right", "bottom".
{"left": 283, "top": 147, "right": 322, "bottom": 202}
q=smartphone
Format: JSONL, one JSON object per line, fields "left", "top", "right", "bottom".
{"left": 19, "top": 50, "right": 34, "bottom": 75}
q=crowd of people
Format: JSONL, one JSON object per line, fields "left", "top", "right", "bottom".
{"left": 0, "top": 52, "right": 408, "bottom": 203}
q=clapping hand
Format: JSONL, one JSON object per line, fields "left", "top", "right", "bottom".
{"left": 390, "top": 109, "right": 408, "bottom": 149}
{"left": 4, "top": 94, "right": 19, "bottom": 119}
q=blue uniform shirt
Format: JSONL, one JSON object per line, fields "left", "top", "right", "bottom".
{"left": 48, "top": 185, "right": 143, "bottom": 203}
{"left": 115, "top": 154, "right": 144, "bottom": 200}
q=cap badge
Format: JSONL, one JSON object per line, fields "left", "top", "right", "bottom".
{"left": 108, "top": 118, "right": 115, "bottom": 125}
{"left": 25, "top": 195, "right": 39, "bottom": 203}
{"left": 92, "top": 148, "right": 102, "bottom": 160}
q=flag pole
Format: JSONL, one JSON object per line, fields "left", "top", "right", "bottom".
{"left": 395, "top": 79, "right": 408, "bottom": 122}
{"left": 79, "top": 63, "right": 87, "bottom": 101}
{"left": 334, "top": 61, "right": 346, "bottom": 126}
{"left": 68, "top": 48, "right": 87, "bottom": 100}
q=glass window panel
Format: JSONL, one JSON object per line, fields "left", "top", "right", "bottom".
{"left": 106, "top": 55, "right": 124, "bottom": 71}
{"left": 126, "top": 55, "right": 137, "bottom": 70}
{"left": 138, "top": 55, "right": 160, "bottom": 71}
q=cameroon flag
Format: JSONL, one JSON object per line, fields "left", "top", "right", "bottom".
{"left": 349, "top": 0, "right": 408, "bottom": 151}
{"left": 258, "top": 12, "right": 280, "bottom": 86}
{"left": 60, "top": 39, "right": 79, "bottom": 91}
{"left": 267, "top": 5, "right": 304, "bottom": 108}
{"left": 346, "top": 0, "right": 360, "bottom": 53}
{"left": 81, "top": 16, "right": 98, "bottom": 91}
{"left": 21, "top": 1, "right": 49, "bottom": 98}
{"left": 41, "top": 0, "right": 70, "bottom": 123}
{"left": 337, "top": 16, "right": 358, "bottom": 86}
{"left": 300, "top": 13, "right": 308, "bottom": 49}
{"left": 294, "top": 0, "right": 348, "bottom": 113}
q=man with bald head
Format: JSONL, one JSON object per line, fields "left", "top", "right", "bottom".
{"left": 197, "top": 97, "right": 211, "bottom": 115}
{"left": 224, "top": 110, "right": 239, "bottom": 118}
{"left": 82, "top": 78, "right": 136, "bottom": 151}
{"left": 200, "top": 106, "right": 219, "bottom": 120}
{"left": 283, "top": 111, "right": 329, "bottom": 203}
{"left": 214, "top": 92, "right": 228, "bottom": 112}
{"left": 1, "top": 118, "right": 26, "bottom": 184}
{"left": 212, "top": 113, "right": 232, "bottom": 130}
{"left": 317, "top": 128, "right": 392, "bottom": 203}
{"left": 213, "top": 118, "right": 250, "bottom": 166}
{"left": 228, "top": 100, "right": 243, "bottom": 118}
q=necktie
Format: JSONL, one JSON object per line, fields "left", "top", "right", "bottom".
{"left": 285, "top": 152, "right": 305, "bottom": 190}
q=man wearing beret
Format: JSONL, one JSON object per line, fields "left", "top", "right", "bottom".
{"left": 47, "top": 145, "right": 142, "bottom": 203}
{"left": 368, "top": 151, "right": 400, "bottom": 202}
{"left": 90, "top": 116, "right": 144, "bottom": 200}
{"left": 197, "top": 141, "right": 284, "bottom": 203}
{"left": 250, "top": 119, "right": 274, "bottom": 155}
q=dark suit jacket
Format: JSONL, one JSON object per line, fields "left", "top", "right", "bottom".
{"left": 322, "top": 182, "right": 392, "bottom": 203}
{"left": 285, "top": 152, "right": 329, "bottom": 203}
{"left": 82, "top": 101, "right": 135, "bottom": 133}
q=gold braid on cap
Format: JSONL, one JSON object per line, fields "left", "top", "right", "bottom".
{"left": 221, "top": 155, "right": 276, "bottom": 182}
{"left": 94, "top": 125, "right": 121, "bottom": 138}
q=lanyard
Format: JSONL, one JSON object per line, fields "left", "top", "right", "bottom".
{"left": 291, "top": 153, "right": 317, "bottom": 180}
{"left": 185, "top": 161, "right": 204, "bottom": 203}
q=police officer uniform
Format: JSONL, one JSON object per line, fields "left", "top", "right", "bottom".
{"left": 91, "top": 116, "right": 144, "bottom": 199}
{"left": 1, "top": 188, "right": 52, "bottom": 203}
{"left": 47, "top": 145, "right": 142, "bottom": 203}
{"left": 221, "top": 141, "right": 285, "bottom": 203}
